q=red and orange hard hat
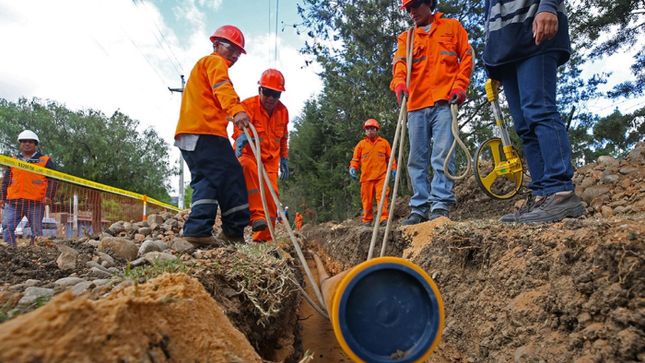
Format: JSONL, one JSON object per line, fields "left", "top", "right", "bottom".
{"left": 363, "top": 119, "right": 380, "bottom": 130}
{"left": 210, "top": 25, "right": 246, "bottom": 54}
{"left": 258, "top": 69, "right": 286, "bottom": 92}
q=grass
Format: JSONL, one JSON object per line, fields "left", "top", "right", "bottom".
{"left": 0, "top": 295, "right": 52, "bottom": 323}
{"left": 118, "top": 256, "right": 200, "bottom": 284}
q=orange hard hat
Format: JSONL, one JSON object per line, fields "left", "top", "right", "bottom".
{"left": 400, "top": 0, "right": 435, "bottom": 10}
{"left": 363, "top": 118, "right": 380, "bottom": 130}
{"left": 210, "top": 25, "right": 246, "bottom": 54}
{"left": 258, "top": 69, "right": 286, "bottom": 92}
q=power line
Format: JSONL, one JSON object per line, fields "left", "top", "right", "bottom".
{"left": 131, "top": 0, "right": 184, "bottom": 76}
{"left": 275, "top": 0, "right": 280, "bottom": 63}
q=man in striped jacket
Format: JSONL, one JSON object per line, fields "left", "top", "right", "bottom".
{"left": 483, "top": 0, "right": 585, "bottom": 224}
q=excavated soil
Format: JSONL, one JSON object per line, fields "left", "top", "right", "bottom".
{"left": 1, "top": 142, "right": 644, "bottom": 363}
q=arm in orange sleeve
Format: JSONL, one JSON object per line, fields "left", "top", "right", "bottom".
{"left": 451, "top": 24, "right": 473, "bottom": 92}
{"left": 350, "top": 141, "right": 363, "bottom": 171}
{"left": 205, "top": 56, "right": 245, "bottom": 118}
{"left": 390, "top": 31, "right": 409, "bottom": 91}
{"left": 280, "top": 108, "right": 289, "bottom": 159}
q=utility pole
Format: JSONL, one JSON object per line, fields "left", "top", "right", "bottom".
{"left": 169, "top": 75, "right": 186, "bottom": 209}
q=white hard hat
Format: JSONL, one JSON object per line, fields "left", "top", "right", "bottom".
{"left": 18, "top": 130, "right": 39, "bottom": 143}
{"left": 285, "top": 206, "right": 289, "bottom": 210}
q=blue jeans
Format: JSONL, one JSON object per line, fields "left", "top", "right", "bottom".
{"left": 2, "top": 200, "right": 45, "bottom": 246}
{"left": 181, "top": 134, "right": 250, "bottom": 239}
{"left": 499, "top": 51, "right": 574, "bottom": 196}
{"left": 407, "top": 102, "right": 456, "bottom": 217}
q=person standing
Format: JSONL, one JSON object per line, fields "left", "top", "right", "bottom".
{"left": 0, "top": 130, "right": 56, "bottom": 246}
{"left": 391, "top": 0, "right": 473, "bottom": 225}
{"left": 174, "top": 25, "right": 251, "bottom": 247}
{"left": 349, "top": 119, "right": 397, "bottom": 227}
{"left": 295, "top": 212, "right": 303, "bottom": 231}
{"left": 483, "top": 0, "right": 585, "bottom": 223}
{"left": 233, "top": 69, "right": 289, "bottom": 242}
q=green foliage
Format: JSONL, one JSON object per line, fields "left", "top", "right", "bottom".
{"left": 183, "top": 184, "right": 193, "bottom": 208}
{"left": 0, "top": 98, "right": 175, "bottom": 202}
{"left": 0, "top": 296, "right": 52, "bottom": 323}
{"left": 119, "top": 257, "right": 197, "bottom": 283}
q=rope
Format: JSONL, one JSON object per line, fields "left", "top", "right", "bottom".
{"left": 367, "top": 26, "right": 414, "bottom": 260}
{"left": 229, "top": 117, "right": 329, "bottom": 318}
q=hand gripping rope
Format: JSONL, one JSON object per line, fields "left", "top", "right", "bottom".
{"left": 228, "top": 117, "right": 329, "bottom": 319}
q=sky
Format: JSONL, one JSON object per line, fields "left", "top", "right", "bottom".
{"left": 0, "top": 0, "right": 323, "bottom": 195}
{"left": 0, "top": 0, "right": 643, "bottom": 196}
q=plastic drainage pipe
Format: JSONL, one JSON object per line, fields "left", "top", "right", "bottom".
{"left": 314, "top": 255, "right": 444, "bottom": 363}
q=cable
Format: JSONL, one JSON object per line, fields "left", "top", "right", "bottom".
{"left": 275, "top": 0, "right": 280, "bottom": 63}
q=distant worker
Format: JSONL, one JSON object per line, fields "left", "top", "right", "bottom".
{"left": 391, "top": 0, "right": 473, "bottom": 225}
{"left": 284, "top": 206, "right": 290, "bottom": 223}
{"left": 174, "top": 25, "right": 251, "bottom": 247}
{"left": 0, "top": 130, "right": 57, "bottom": 246}
{"left": 350, "top": 119, "right": 397, "bottom": 227}
{"left": 483, "top": 0, "right": 585, "bottom": 223}
{"left": 295, "top": 212, "right": 303, "bottom": 231}
{"left": 234, "top": 69, "right": 289, "bottom": 242}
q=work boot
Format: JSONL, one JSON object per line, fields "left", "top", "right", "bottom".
{"left": 252, "top": 219, "right": 268, "bottom": 232}
{"left": 183, "top": 235, "right": 223, "bottom": 248}
{"left": 215, "top": 231, "right": 245, "bottom": 244}
{"left": 363, "top": 222, "right": 373, "bottom": 227}
{"left": 518, "top": 192, "right": 586, "bottom": 224}
{"left": 379, "top": 220, "right": 388, "bottom": 227}
{"left": 429, "top": 208, "right": 450, "bottom": 221}
{"left": 500, "top": 193, "right": 538, "bottom": 224}
{"left": 401, "top": 213, "right": 429, "bottom": 226}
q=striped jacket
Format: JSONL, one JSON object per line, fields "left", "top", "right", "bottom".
{"left": 483, "top": 0, "right": 571, "bottom": 79}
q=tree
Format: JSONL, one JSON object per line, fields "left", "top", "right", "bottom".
{"left": 0, "top": 97, "right": 174, "bottom": 202}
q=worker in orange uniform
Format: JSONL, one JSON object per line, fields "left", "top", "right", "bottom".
{"left": 392, "top": 0, "right": 473, "bottom": 225}
{"left": 233, "top": 69, "right": 289, "bottom": 242}
{"left": 174, "top": 25, "right": 251, "bottom": 248}
{"left": 1, "top": 130, "right": 57, "bottom": 247}
{"left": 349, "top": 119, "right": 397, "bottom": 227}
{"left": 295, "top": 212, "right": 303, "bottom": 231}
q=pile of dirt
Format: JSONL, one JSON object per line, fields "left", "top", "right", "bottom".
{"left": 303, "top": 142, "right": 645, "bottom": 362}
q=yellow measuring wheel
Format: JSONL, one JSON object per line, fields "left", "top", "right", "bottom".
{"left": 474, "top": 80, "right": 524, "bottom": 200}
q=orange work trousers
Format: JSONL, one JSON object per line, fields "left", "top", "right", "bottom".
{"left": 296, "top": 220, "right": 303, "bottom": 230}
{"left": 239, "top": 155, "right": 279, "bottom": 242}
{"left": 361, "top": 178, "right": 389, "bottom": 224}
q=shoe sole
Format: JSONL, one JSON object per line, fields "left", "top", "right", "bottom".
{"left": 520, "top": 204, "right": 586, "bottom": 224}
{"left": 252, "top": 221, "right": 268, "bottom": 232}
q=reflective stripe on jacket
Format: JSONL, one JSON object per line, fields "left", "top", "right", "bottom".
{"left": 390, "top": 13, "right": 473, "bottom": 112}
{"left": 175, "top": 52, "right": 245, "bottom": 139}
{"left": 350, "top": 137, "right": 397, "bottom": 183}
{"left": 483, "top": 0, "right": 570, "bottom": 80}
{"left": 6, "top": 154, "right": 51, "bottom": 201}
{"left": 234, "top": 95, "right": 289, "bottom": 173}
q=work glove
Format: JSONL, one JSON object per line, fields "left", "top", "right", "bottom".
{"left": 349, "top": 168, "right": 357, "bottom": 180}
{"left": 395, "top": 84, "right": 409, "bottom": 106}
{"left": 235, "top": 134, "right": 249, "bottom": 157}
{"left": 449, "top": 88, "right": 467, "bottom": 106}
{"left": 391, "top": 170, "right": 397, "bottom": 181}
{"left": 279, "top": 157, "right": 289, "bottom": 180}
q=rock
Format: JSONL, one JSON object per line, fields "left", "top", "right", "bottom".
{"left": 143, "top": 252, "right": 177, "bottom": 264}
{"left": 18, "top": 287, "right": 54, "bottom": 305}
{"left": 600, "top": 174, "right": 620, "bottom": 184}
{"left": 171, "top": 238, "right": 194, "bottom": 253}
{"left": 621, "top": 178, "right": 632, "bottom": 189}
{"left": 129, "top": 257, "right": 148, "bottom": 267}
{"left": 580, "top": 186, "right": 611, "bottom": 204}
{"left": 138, "top": 227, "right": 152, "bottom": 236}
{"left": 89, "top": 267, "right": 113, "bottom": 278}
{"left": 70, "top": 281, "right": 94, "bottom": 296}
{"left": 147, "top": 214, "right": 165, "bottom": 225}
{"left": 597, "top": 155, "right": 618, "bottom": 167}
{"left": 54, "top": 277, "right": 86, "bottom": 288}
{"left": 96, "top": 252, "right": 115, "bottom": 267}
{"left": 619, "top": 166, "right": 638, "bottom": 175}
{"left": 56, "top": 245, "right": 79, "bottom": 271}
{"left": 108, "top": 222, "right": 125, "bottom": 235}
{"left": 138, "top": 240, "right": 168, "bottom": 255}
{"left": 590, "top": 197, "right": 604, "bottom": 211}
{"left": 123, "top": 222, "right": 134, "bottom": 232}
{"left": 98, "top": 237, "right": 138, "bottom": 261}
{"left": 601, "top": 206, "right": 614, "bottom": 218}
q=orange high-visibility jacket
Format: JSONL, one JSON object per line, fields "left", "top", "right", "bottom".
{"left": 350, "top": 137, "right": 397, "bottom": 183}
{"left": 6, "top": 154, "right": 51, "bottom": 201}
{"left": 175, "top": 53, "right": 245, "bottom": 139}
{"left": 390, "top": 13, "right": 473, "bottom": 112}
{"left": 233, "top": 95, "right": 289, "bottom": 173}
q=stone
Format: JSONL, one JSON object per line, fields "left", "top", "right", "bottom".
{"left": 143, "top": 251, "right": 177, "bottom": 264}
{"left": 580, "top": 186, "right": 611, "bottom": 204}
{"left": 18, "top": 287, "right": 54, "bottom": 305}
{"left": 54, "top": 277, "right": 86, "bottom": 288}
{"left": 98, "top": 237, "right": 138, "bottom": 261}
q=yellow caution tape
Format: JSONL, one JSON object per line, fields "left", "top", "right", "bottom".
{"left": 0, "top": 154, "right": 181, "bottom": 212}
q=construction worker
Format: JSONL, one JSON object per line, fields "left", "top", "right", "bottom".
{"left": 391, "top": 0, "right": 473, "bottom": 225}
{"left": 284, "top": 206, "right": 290, "bottom": 223}
{"left": 233, "top": 69, "right": 289, "bottom": 242}
{"left": 484, "top": 0, "right": 585, "bottom": 223}
{"left": 0, "top": 130, "right": 57, "bottom": 246}
{"left": 350, "top": 119, "right": 397, "bottom": 227}
{"left": 295, "top": 212, "right": 303, "bottom": 231}
{"left": 174, "top": 25, "right": 251, "bottom": 247}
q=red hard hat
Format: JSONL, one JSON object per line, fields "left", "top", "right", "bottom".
{"left": 258, "top": 69, "right": 286, "bottom": 92}
{"left": 210, "top": 25, "right": 246, "bottom": 54}
{"left": 363, "top": 119, "right": 380, "bottom": 130}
